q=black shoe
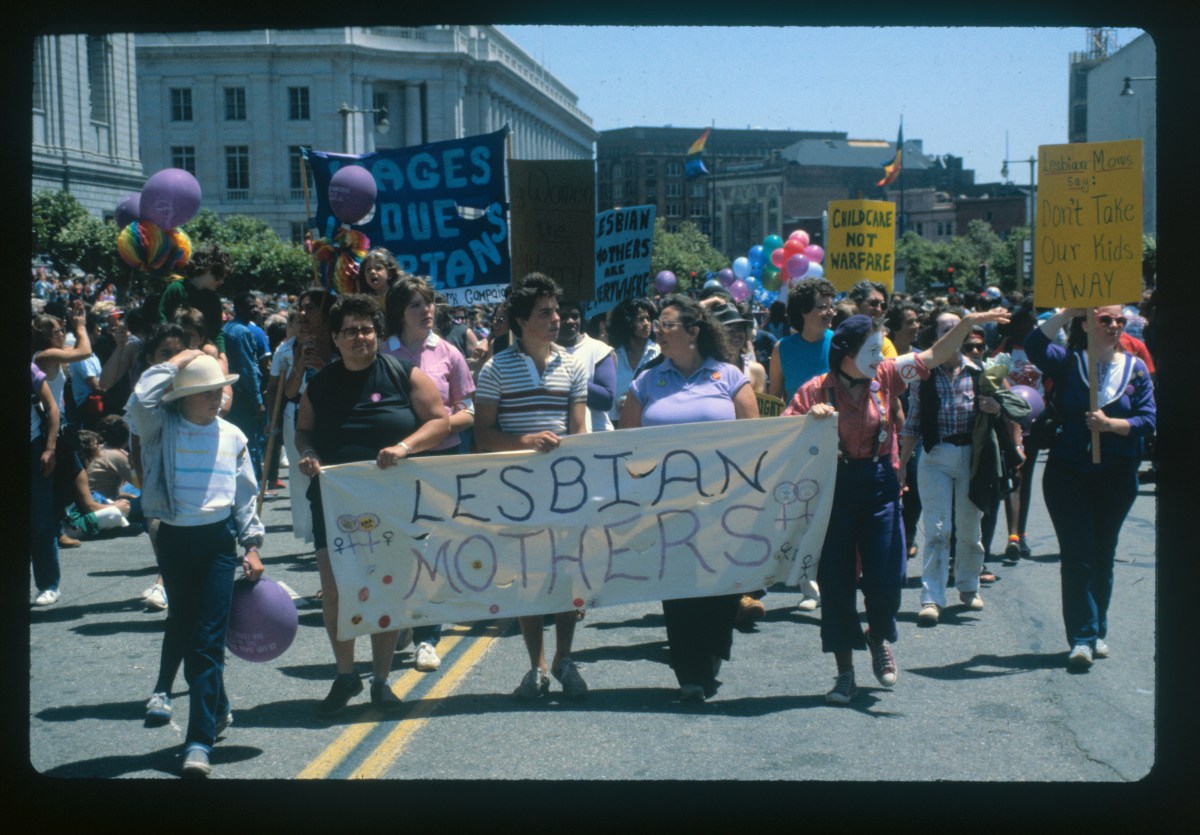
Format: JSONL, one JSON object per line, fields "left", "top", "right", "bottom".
{"left": 318, "top": 674, "right": 363, "bottom": 717}
{"left": 369, "top": 678, "right": 404, "bottom": 713}
{"left": 1002, "top": 539, "right": 1020, "bottom": 566}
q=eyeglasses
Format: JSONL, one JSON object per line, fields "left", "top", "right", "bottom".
{"left": 338, "top": 326, "right": 377, "bottom": 339}
{"left": 654, "top": 320, "right": 684, "bottom": 332}
{"left": 963, "top": 343, "right": 985, "bottom": 353}
{"left": 1096, "top": 315, "right": 1127, "bottom": 328}
{"left": 863, "top": 298, "right": 885, "bottom": 309}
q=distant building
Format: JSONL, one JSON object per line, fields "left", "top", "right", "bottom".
{"left": 32, "top": 34, "right": 145, "bottom": 220}
{"left": 1068, "top": 31, "right": 1156, "bottom": 235}
{"left": 136, "top": 26, "right": 597, "bottom": 241}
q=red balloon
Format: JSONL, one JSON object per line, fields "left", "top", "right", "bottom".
{"left": 783, "top": 238, "right": 806, "bottom": 258}
{"left": 770, "top": 247, "right": 787, "bottom": 269}
{"left": 789, "top": 229, "right": 810, "bottom": 248}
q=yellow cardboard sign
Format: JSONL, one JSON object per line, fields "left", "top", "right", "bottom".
{"left": 1034, "top": 139, "right": 1143, "bottom": 307}
{"left": 825, "top": 200, "right": 896, "bottom": 293}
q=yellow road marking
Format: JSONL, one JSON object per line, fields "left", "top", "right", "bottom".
{"left": 296, "top": 623, "right": 500, "bottom": 779}
{"left": 349, "top": 622, "right": 505, "bottom": 779}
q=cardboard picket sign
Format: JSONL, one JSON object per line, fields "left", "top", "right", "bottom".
{"left": 825, "top": 199, "right": 896, "bottom": 293}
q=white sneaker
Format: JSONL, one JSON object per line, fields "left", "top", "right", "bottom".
{"left": 415, "top": 642, "right": 441, "bottom": 672}
{"left": 959, "top": 591, "right": 984, "bottom": 611}
{"left": 1068, "top": 644, "right": 1094, "bottom": 669}
{"left": 1094, "top": 639, "right": 1111, "bottom": 658}
{"left": 144, "top": 583, "right": 168, "bottom": 610}
{"left": 33, "top": 588, "right": 60, "bottom": 606}
{"left": 797, "top": 596, "right": 819, "bottom": 612}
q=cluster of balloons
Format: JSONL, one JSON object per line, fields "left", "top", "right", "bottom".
{"left": 316, "top": 165, "right": 379, "bottom": 294}
{"left": 707, "top": 229, "right": 826, "bottom": 306}
{"left": 115, "top": 168, "right": 203, "bottom": 277}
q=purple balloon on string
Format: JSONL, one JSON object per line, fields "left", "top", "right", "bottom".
{"left": 718, "top": 268, "right": 736, "bottom": 286}
{"left": 1010, "top": 385, "right": 1045, "bottom": 423}
{"left": 115, "top": 193, "right": 140, "bottom": 229}
{"left": 654, "top": 270, "right": 677, "bottom": 294}
{"left": 140, "top": 168, "right": 202, "bottom": 229}
{"left": 329, "top": 165, "right": 378, "bottom": 224}
{"left": 786, "top": 254, "right": 810, "bottom": 278}
{"left": 729, "top": 279, "right": 751, "bottom": 303}
{"left": 226, "top": 578, "right": 298, "bottom": 662}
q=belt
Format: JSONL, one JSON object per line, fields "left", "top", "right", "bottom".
{"left": 941, "top": 433, "right": 972, "bottom": 446}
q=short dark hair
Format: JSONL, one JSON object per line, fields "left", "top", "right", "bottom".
{"left": 884, "top": 301, "right": 919, "bottom": 334}
{"left": 384, "top": 275, "right": 437, "bottom": 339}
{"left": 327, "top": 293, "right": 384, "bottom": 337}
{"left": 184, "top": 244, "right": 232, "bottom": 281}
{"left": 658, "top": 294, "right": 732, "bottom": 364}
{"left": 358, "top": 248, "right": 404, "bottom": 294}
{"left": 507, "top": 273, "right": 561, "bottom": 338}
{"left": 848, "top": 280, "right": 888, "bottom": 306}
{"left": 233, "top": 291, "right": 256, "bottom": 319}
{"left": 786, "top": 278, "right": 837, "bottom": 330}
{"left": 144, "top": 322, "right": 189, "bottom": 362}
{"left": 96, "top": 414, "right": 130, "bottom": 448}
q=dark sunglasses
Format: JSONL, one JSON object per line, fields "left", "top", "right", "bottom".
{"left": 963, "top": 342, "right": 985, "bottom": 353}
{"left": 1096, "top": 315, "right": 1127, "bottom": 328}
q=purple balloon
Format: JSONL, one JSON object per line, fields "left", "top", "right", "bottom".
{"left": 329, "top": 165, "right": 378, "bottom": 224}
{"left": 718, "top": 268, "right": 736, "bottom": 286}
{"left": 115, "top": 193, "right": 140, "bottom": 229}
{"left": 786, "top": 254, "right": 810, "bottom": 278}
{"left": 140, "top": 168, "right": 202, "bottom": 229}
{"left": 802, "top": 244, "right": 824, "bottom": 264}
{"left": 226, "top": 577, "right": 299, "bottom": 662}
{"left": 1010, "top": 385, "right": 1045, "bottom": 423}
{"left": 654, "top": 270, "right": 677, "bottom": 294}
{"left": 729, "top": 278, "right": 751, "bottom": 303}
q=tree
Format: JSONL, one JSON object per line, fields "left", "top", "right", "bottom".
{"left": 1142, "top": 234, "right": 1156, "bottom": 287}
{"left": 650, "top": 220, "right": 728, "bottom": 292}
{"left": 181, "top": 210, "right": 314, "bottom": 294}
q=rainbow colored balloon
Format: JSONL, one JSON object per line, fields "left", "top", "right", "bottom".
{"left": 312, "top": 227, "right": 370, "bottom": 295}
{"left": 117, "top": 220, "right": 192, "bottom": 276}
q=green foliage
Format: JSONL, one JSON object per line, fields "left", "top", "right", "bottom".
{"left": 181, "top": 210, "right": 314, "bottom": 294}
{"left": 898, "top": 220, "right": 1032, "bottom": 296}
{"left": 1142, "top": 235, "right": 1156, "bottom": 286}
{"left": 650, "top": 219, "right": 728, "bottom": 291}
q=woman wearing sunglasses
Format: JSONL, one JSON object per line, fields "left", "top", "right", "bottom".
{"left": 1024, "top": 306, "right": 1155, "bottom": 671}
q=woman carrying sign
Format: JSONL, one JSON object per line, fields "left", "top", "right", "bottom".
{"left": 620, "top": 295, "right": 759, "bottom": 702}
{"left": 784, "top": 309, "right": 1008, "bottom": 705}
{"left": 1024, "top": 307, "right": 1155, "bottom": 670}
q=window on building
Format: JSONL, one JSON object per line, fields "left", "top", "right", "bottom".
{"left": 665, "top": 161, "right": 682, "bottom": 177}
{"left": 916, "top": 222, "right": 924, "bottom": 236}
{"left": 170, "top": 87, "right": 193, "bottom": 122}
{"left": 33, "top": 39, "right": 43, "bottom": 111}
{"left": 224, "top": 87, "right": 246, "bottom": 121}
{"left": 1071, "top": 104, "right": 1087, "bottom": 137}
{"left": 373, "top": 91, "right": 388, "bottom": 126}
{"left": 667, "top": 203, "right": 681, "bottom": 217}
{"left": 690, "top": 203, "right": 705, "bottom": 218}
{"left": 87, "top": 35, "right": 110, "bottom": 124}
{"left": 644, "top": 159, "right": 656, "bottom": 176}
{"left": 290, "top": 222, "right": 306, "bottom": 244}
{"left": 690, "top": 182, "right": 706, "bottom": 199}
{"left": 666, "top": 182, "right": 681, "bottom": 198}
{"left": 225, "top": 145, "right": 250, "bottom": 198}
{"left": 171, "top": 146, "right": 196, "bottom": 176}
{"left": 645, "top": 186, "right": 657, "bottom": 199}
{"left": 612, "top": 183, "right": 623, "bottom": 201}
{"left": 288, "top": 87, "right": 310, "bottom": 121}
{"left": 289, "top": 146, "right": 306, "bottom": 198}
{"left": 612, "top": 163, "right": 623, "bottom": 180}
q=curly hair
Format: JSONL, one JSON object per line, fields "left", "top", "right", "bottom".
{"left": 507, "top": 273, "right": 561, "bottom": 338}
{"left": 183, "top": 244, "right": 232, "bottom": 281}
{"left": 143, "top": 322, "right": 189, "bottom": 363}
{"left": 358, "top": 248, "right": 405, "bottom": 295}
{"left": 327, "top": 293, "right": 385, "bottom": 337}
{"left": 657, "top": 294, "right": 732, "bottom": 364}
{"left": 785, "top": 278, "right": 837, "bottom": 330}
{"left": 606, "top": 296, "right": 657, "bottom": 350}
{"left": 384, "top": 275, "right": 437, "bottom": 340}
{"left": 848, "top": 279, "right": 888, "bottom": 307}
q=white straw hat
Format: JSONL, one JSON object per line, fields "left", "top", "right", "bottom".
{"left": 162, "top": 355, "right": 239, "bottom": 402}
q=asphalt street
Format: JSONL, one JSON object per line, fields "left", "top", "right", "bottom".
{"left": 27, "top": 451, "right": 1162, "bottom": 795}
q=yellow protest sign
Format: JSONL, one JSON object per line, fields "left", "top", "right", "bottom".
{"left": 1034, "top": 139, "right": 1143, "bottom": 307}
{"left": 825, "top": 200, "right": 896, "bottom": 293}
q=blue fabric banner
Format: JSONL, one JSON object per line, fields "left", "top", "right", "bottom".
{"left": 304, "top": 128, "right": 511, "bottom": 306}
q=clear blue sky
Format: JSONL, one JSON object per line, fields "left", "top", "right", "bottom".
{"left": 500, "top": 25, "right": 1148, "bottom": 188}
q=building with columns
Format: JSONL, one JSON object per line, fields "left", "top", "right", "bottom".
{"left": 135, "top": 26, "right": 597, "bottom": 241}
{"left": 32, "top": 33, "right": 145, "bottom": 220}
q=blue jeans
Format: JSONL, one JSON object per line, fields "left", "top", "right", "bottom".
{"left": 817, "top": 459, "right": 905, "bottom": 653}
{"left": 30, "top": 437, "right": 60, "bottom": 592}
{"left": 1042, "top": 457, "right": 1138, "bottom": 650}
{"left": 156, "top": 517, "right": 238, "bottom": 750}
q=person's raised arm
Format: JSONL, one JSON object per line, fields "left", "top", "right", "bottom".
{"left": 917, "top": 308, "right": 1010, "bottom": 369}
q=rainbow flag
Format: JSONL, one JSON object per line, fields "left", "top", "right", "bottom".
{"left": 686, "top": 128, "right": 710, "bottom": 179}
{"left": 876, "top": 122, "right": 903, "bottom": 187}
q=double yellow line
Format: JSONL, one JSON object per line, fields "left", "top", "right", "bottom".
{"left": 297, "top": 621, "right": 505, "bottom": 780}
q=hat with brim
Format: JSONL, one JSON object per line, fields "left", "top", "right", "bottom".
{"left": 711, "top": 301, "right": 753, "bottom": 328}
{"left": 162, "top": 355, "right": 239, "bottom": 402}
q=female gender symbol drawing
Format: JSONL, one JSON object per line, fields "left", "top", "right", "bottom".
{"left": 773, "top": 478, "right": 820, "bottom": 528}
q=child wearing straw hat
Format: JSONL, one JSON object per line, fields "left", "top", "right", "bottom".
{"left": 125, "top": 349, "right": 265, "bottom": 778}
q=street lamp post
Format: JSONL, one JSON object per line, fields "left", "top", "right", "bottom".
{"left": 1120, "top": 76, "right": 1156, "bottom": 96}
{"left": 1002, "top": 154, "right": 1037, "bottom": 288}
{"left": 337, "top": 102, "right": 390, "bottom": 154}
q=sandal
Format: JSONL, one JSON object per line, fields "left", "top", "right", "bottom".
{"left": 979, "top": 570, "right": 998, "bottom": 584}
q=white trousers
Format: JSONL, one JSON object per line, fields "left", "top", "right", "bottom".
{"left": 917, "top": 442, "right": 983, "bottom": 606}
{"left": 282, "top": 403, "right": 313, "bottom": 544}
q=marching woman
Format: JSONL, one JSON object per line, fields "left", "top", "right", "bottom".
{"left": 620, "top": 295, "right": 759, "bottom": 702}
{"left": 1024, "top": 307, "right": 1155, "bottom": 670}
{"left": 783, "top": 309, "right": 1008, "bottom": 704}
{"left": 294, "top": 294, "right": 449, "bottom": 716}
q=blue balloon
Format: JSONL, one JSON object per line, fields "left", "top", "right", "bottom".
{"left": 806, "top": 262, "right": 825, "bottom": 279}
{"left": 744, "top": 275, "right": 760, "bottom": 290}
{"left": 732, "top": 257, "right": 752, "bottom": 280}
{"left": 704, "top": 278, "right": 723, "bottom": 290}
{"left": 748, "top": 245, "right": 765, "bottom": 267}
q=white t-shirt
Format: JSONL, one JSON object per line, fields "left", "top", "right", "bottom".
{"left": 564, "top": 334, "right": 615, "bottom": 432}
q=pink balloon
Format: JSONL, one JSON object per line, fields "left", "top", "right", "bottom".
{"left": 329, "top": 165, "right": 378, "bottom": 224}
{"left": 789, "top": 229, "right": 810, "bottom": 248}
{"left": 770, "top": 247, "right": 787, "bottom": 269}
{"left": 729, "top": 279, "right": 751, "bottom": 303}
{"left": 786, "top": 254, "right": 810, "bottom": 278}
{"left": 803, "top": 244, "right": 824, "bottom": 263}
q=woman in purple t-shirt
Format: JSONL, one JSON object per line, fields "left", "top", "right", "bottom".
{"left": 620, "top": 295, "right": 758, "bottom": 703}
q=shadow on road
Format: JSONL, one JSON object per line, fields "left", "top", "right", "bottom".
{"left": 37, "top": 744, "right": 262, "bottom": 779}
{"left": 906, "top": 650, "right": 1065, "bottom": 681}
